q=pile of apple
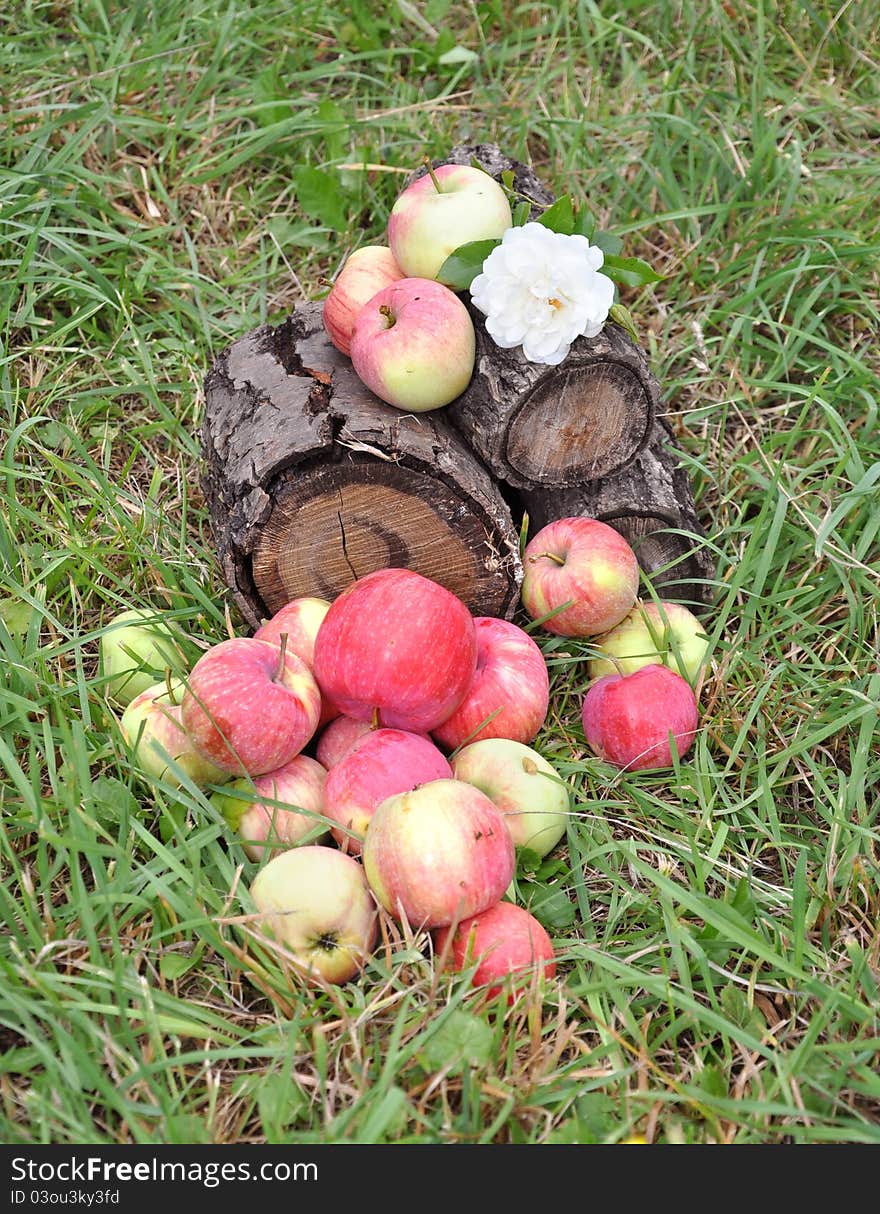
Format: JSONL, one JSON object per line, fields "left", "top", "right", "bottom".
{"left": 105, "top": 515, "right": 708, "bottom": 998}
{"left": 322, "top": 162, "right": 514, "bottom": 411}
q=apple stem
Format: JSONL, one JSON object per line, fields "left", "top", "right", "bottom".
{"left": 164, "top": 668, "right": 175, "bottom": 702}
{"left": 531, "top": 551, "right": 566, "bottom": 567}
{"left": 274, "top": 632, "right": 289, "bottom": 682}
{"left": 379, "top": 303, "right": 396, "bottom": 329}
{"left": 423, "top": 156, "right": 442, "bottom": 193}
{"left": 370, "top": 706, "right": 381, "bottom": 730}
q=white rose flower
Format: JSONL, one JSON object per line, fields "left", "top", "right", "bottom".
{"left": 470, "top": 222, "right": 616, "bottom": 366}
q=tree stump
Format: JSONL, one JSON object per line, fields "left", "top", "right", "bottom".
{"left": 201, "top": 304, "right": 523, "bottom": 629}
{"left": 521, "top": 421, "right": 717, "bottom": 609}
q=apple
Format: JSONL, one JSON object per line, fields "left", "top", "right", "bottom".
{"left": 322, "top": 246, "right": 406, "bottom": 355}
{"left": 387, "top": 163, "right": 512, "bottom": 284}
{"left": 315, "top": 714, "right": 374, "bottom": 769}
{"left": 100, "top": 608, "right": 187, "bottom": 705}
{"left": 362, "top": 778, "right": 515, "bottom": 928}
{"left": 434, "top": 902, "right": 556, "bottom": 1000}
{"left": 432, "top": 617, "right": 549, "bottom": 751}
{"left": 588, "top": 600, "right": 709, "bottom": 686}
{"left": 324, "top": 729, "right": 451, "bottom": 855}
{"left": 312, "top": 568, "right": 477, "bottom": 734}
{"left": 349, "top": 277, "right": 475, "bottom": 412}
{"left": 521, "top": 517, "right": 640, "bottom": 637}
{"left": 254, "top": 596, "right": 338, "bottom": 727}
{"left": 451, "top": 738, "right": 570, "bottom": 858}
{"left": 181, "top": 637, "right": 322, "bottom": 777}
{"left": 212, "top": 754, "right": 328, "bottom": 860}
{"left": 249, "top": 846, "right": 377, "bottom": 984}
{"left": 120, "top": 679, "right": 228, "bottom": 789}
{"left": 581, "top": 663, "right": 698, "bottom": 771}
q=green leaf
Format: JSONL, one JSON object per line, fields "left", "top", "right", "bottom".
{"left": 521, "top": 881, "right": 576, "bottom": 930}
{"left": 571, "top": 205, "right": 596, "bottom": 240}
{"left": 535, "top": 194, "right": 574, "bottom": 235}
{"left": 159, "top": 953, "right": 195, "bottom": 982}
{"left": 292, "top": 165, "right": 349, "bottom": 232}
{"left": 86, "top": 776, "right": 140, "bottom": 827}
{"left": 516, "top": 846, "right": 544, "bottom": 876}
{"left": 437, "top": 45, "right": 479, "bottom": 67}
{"left": 418, "top": 1009, "right": 494, "bottom": 1071}
{"left": 592, "top": 229, "right": 623, "bottom": 256}
{"left": 501, "top": 168, "right": 514, "bottom": 191}
{"left": 0, "top": 597, "right": 34, "bottom": 636}
{"left": 609, "top": 302, "right": 639, "bottom": 342}
{"left": 512, "top": 199, "right": 530, "bottom": 227}
{"left": 258, "top": 1072, "right": 308, "bottom": 1139}
{"left": 437, "top": 237, "right": 500, "bottom": 289}
{"left": 602, "top": 253, "right": 663, "bottom": 287}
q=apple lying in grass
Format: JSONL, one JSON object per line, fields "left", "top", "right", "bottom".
{"left": 100, "top": 608, "right": 187, "bottom": 705}
{"left": 521, "top": 517, "right": 640, "bottom": 637}
{"left": 315, "top": 714, "right": 374, "bottom": 769}
{"left": 388, "top": 162, "right": 512, "bottom": 284}
{"left": 181, "top": 637, "right": 321, "bottom": 776}
{"left": 363, "top": 778, "right": 515, "bottom": 928}
{"left": 322, "top": 245, "right": 406, "bottom": 355}
{"left": 249, "top": 846, "right": 377, "bottom": 984}
{"left": 349, "top": 277, "right": 475, "bottom": 412}
{"left": 254, "top": 596, "right": 337, "bottom": 726}
{"left": 451, "top": 738, "right": 570, "bottom": 858}
{"left": 211, "top": 754, "right": 328, "bottom": 860}
{"left": 588, "top": 600, "right": 709, "bottom": 685}
{"left": 120, "top": 680, "right": 228, "bottom": 789}
{"left": 313, "top": 568, "right": 477, "bottom": 734}
{"left": 581, "top": 663, "right": 698, "bottom": 771}
{"left": 324, "top": 728, "right": 451, "bottom": 855}
{"left": 434, "top": 902, "right": 556, "bottom": 1000}
{"left": 432, "top": 616, "right": 550, "bottom": 751}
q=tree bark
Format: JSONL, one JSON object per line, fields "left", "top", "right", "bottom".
{"left": 202, "top": 303, "right": 523, "bottom": 628}
{"left": 521, "top": 421, "right": 716, "bottom": 610}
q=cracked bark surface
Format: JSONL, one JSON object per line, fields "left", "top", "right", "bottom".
{"left": 202, "top": 303, "right": 523, "bottom": 627}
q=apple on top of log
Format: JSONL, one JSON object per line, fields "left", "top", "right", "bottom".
{"left": 201, "top": 143, "right": 714, "bottom": 629}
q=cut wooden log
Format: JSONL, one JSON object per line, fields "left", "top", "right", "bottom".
{"left": 415, "top": 144, "right": 657, "bottom": 491}
{"left": 201, "top": 303, "right": 523, "bottom": 629}
{"left": 521, "top": 421, "right": 716, "bottom": 610}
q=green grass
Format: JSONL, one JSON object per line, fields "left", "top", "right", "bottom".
{"left": 1, "top": 0, "right": 878, "bottom": 1145}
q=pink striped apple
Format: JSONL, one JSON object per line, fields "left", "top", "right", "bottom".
{"left": 121, "top": 680, "right": 227, "bottom": 790}
{"left": 432, "top": 616, "right": 549, "bottom": 751}
{"left": 322, "top": 245, "right": 405, "bottom": 355}
{"left": 582, "top": 663, "right": 698, "bottom": 771}
{"left": 212, "top": 754, "right": 328, "bottom": 860}
{"left": 254, "top": 596, "right": 337, "bottom": 727}
{"left": 315, "top": 714, "right": 374, "bottom": 770}
{"left": 349, "top": 278, "right": 475, "bottom": 412}
{"left": 312, "top": 568, "right": 477, "bottom": 734}
{"left": 324, "top": 729, "right": 451, "bottom": 855}
{"left": 181, "top": 637, "right": 321, "bottom": 776}
{"left": 362, "top": 778, "right": 515, "bottom": 928}
{"left": 522, "top": 517, "right": 639, "bottom": 637}
{"left": 434, "top": 902, "right": 556, "bottom": 1000}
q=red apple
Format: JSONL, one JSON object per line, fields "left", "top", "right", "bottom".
{"left": 324, "top": 729, "right": 451, "bottom": 855}
{"left": 322, "top": 246, "right": 406, "bottom": 355}
{"left": 312, "top": 568, "right": 477, "bottom": 733}
{"left": 120, "top": 680, "right": 228, "bottom": 789}
{"left": 387, "top": 163, "right": 512, "bottom": 284}
{"left": 250, "top": 845, "right": 377, "bottom": 984}
{"left": 521, "top": 517, "right": 639, "bottom": 637}
{"left": 434, "top": 902, "right": 556, "bottom": 1000}
{"left": 315, "top": 714, "right": 374, "bottom": 769}
{"left": 362, "top": 778, "right": 515, "bottom": 928}
{"left": 211, "top": 754, "right": 328, "bottom": 860}
{"left": 432, "top": 617, "right": 549, "bottom": 751}
{"left": 254, "top": 596, "right": 338, "bottom": 727}
{"left": 581, "top": 663, "right": 698, "bottom": 771}
{"left": 350, "top": 278, "right": 475, "bottom": 412}
{"left": 181, "top": 637, "right": 322, "bottom": 776}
